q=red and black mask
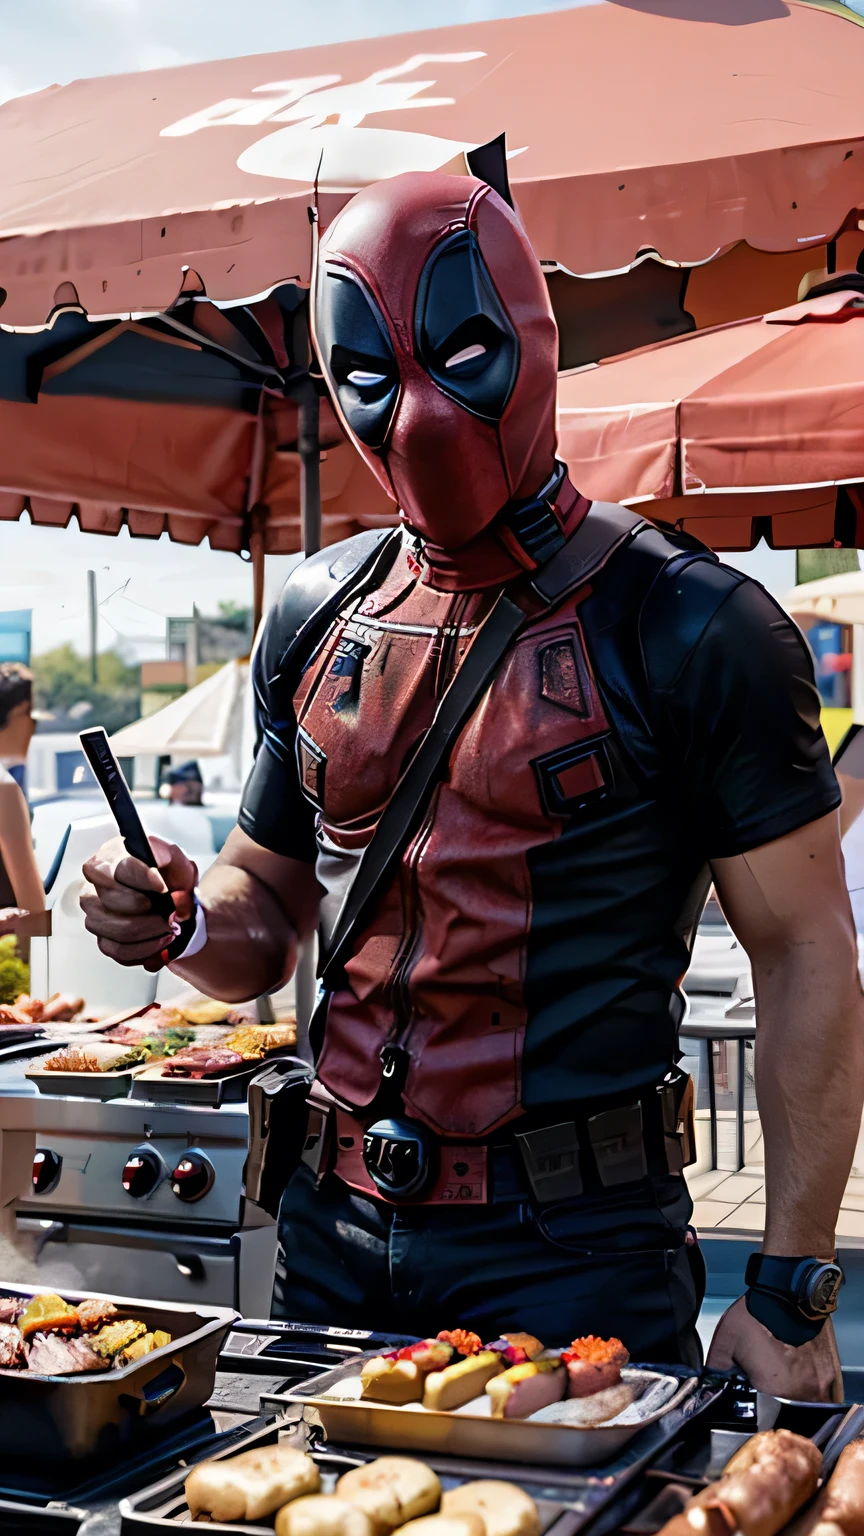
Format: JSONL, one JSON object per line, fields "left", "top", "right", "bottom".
{"left": 312, "top": 172, "right": 560, "bottom": 552}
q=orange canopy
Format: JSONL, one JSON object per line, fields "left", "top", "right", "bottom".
{"left": 3, "top": 2, "right": 864, "bottom": 326}
{"left": 0, "top": 390, "right": 393, "bottom": 555}
{"left": 556, "top": 288, "right": 864, "bottom": 550}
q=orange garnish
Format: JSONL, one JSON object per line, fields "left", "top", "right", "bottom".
{"left": 437, "top": 1328, "right": 482, "bottom": 1356}
{"left": 563, "top": 1335, "right": 628, "bottom": 1363}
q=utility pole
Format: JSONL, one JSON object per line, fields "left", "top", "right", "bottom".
{"left": 87, "top": 570, "right": 97, "bottom": 685}
{"left": 186, "top": 605, "right": 198, "bottom": 690}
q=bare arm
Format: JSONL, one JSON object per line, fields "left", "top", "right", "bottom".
{"left": 0, "top": 782, "right": 45, "bottom": 915}
{"left": 706, "top": 811, "right": 864, "bottom": 1397}
{"left": 837, "top": 770, "right": 864, "bottom": 838}
{"left": 712, "top": 810, "right": 864, "bottom": 1256}
{"left": 81, "top": 827, "right": 321, "bottom": 1003}
{"left": 172, "top": 828, "right": 321, "bottom": 1000}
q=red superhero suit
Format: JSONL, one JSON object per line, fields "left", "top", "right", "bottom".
{"left": 303, "top": 172, "right": 612, "bottom": 1163}
{"left": 238, "top": 170, "right": 837, "bottom": 1350}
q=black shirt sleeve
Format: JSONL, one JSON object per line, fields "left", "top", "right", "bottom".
{"left": 643, "top": 559, "right": 840, "bottom": 860}
{"left": 236, "top": 592, "right": 318, "bottom": 864}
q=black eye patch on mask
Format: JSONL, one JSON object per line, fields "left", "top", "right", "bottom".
{"left": 414, "top": 230, "right": 519, "bottom": 422}
{"left": 316, "top": 266, "right": 399, "bottom": 450}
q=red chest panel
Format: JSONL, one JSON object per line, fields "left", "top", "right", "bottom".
{"left": 295, "top": 553, "right": 610, "bottom": 1137}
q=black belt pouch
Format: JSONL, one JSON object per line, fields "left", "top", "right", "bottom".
{"left": 245, "top": 1056, "right": 314, "bottom": 1218}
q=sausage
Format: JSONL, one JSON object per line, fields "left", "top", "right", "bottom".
{"left": 809, "top": 1441, "right": 864, "bottom": 1536}
{"left": 657, "top": 1430, "right": 822, "bottom": 1536}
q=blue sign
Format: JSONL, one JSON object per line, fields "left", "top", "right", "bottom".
{"left": 0, "top": 610, "right": 31, "bottom": 665}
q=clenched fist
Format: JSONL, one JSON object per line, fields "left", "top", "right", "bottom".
{"left": 80, "top": 836, "right": 198, "bottom": 973}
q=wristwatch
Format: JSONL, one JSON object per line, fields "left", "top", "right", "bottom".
{"left": 745, "top": 1253, "right": 844, "bottom": 1346}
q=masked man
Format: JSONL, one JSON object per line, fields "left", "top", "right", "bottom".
{"left": 82, "top": 172, "right": 863, "bottom": 1398}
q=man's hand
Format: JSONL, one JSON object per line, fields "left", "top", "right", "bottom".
{"left": 81, "top": 836, "right": 198, "bottom": 972}
{"left": 707, "top": 1296, "right": 843, "bottom": 1402}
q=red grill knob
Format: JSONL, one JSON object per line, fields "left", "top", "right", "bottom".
{"left": 32, "top": 1148, "right": 62, "bottom": 1195}
{"left": 121, "top": 1148, "right": 163, "bottom": 1199}
{"left": 170, "top": 1152, "right": 214, "bottom": 1203}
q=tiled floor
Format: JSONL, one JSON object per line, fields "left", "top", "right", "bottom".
{"left": 687, "top": 1113, "right": 864, "bottom": 1243}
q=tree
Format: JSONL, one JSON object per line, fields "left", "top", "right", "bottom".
{"left": 31, "top": 645, "right": 140, "bottom": 734}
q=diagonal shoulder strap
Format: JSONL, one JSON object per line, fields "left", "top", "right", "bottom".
{"left": 318, "top": 502, "right": 646, "bottom": 990}
{"left": 530, "top": 501, "right": 645, "bottom": 606}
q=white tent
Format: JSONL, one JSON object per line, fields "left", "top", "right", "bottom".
{"left": 110, "top": 659, "right": 247, "bottom": 758}
{"left": 782, "top": 572, "right": 864, "bottom": 627}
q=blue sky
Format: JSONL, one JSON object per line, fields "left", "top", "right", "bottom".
{"left": 0, "top": 0, "right": 795, "bottom": 655}
{"left": 0, "top": 0, "right": 594, "bottom": 102}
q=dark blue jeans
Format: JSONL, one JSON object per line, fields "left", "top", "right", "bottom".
{"left": 273, "top": 1164, "right": 704, "bottom": 1364}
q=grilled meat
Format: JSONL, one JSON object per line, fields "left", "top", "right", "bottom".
{"left": 163, "top": 1047, "right": 244, "bottom": 1078}
{"left": 0, "top": 1298, "right": 23, "bottom": 1325}
{"left": 76, "top": 1298, "right": 118, "bottom": 1332}
{"left": 28, "top": 1331, "right": 105, "bottom": 1375}
{"left": 40, "top": 994, "right": 85, "bottom": 1023}
{"left": 0, "top": 1323, "right": 27, "bottom": 1368}
{"left": 13, "top": 995, "right": 43, "bottom": 1021}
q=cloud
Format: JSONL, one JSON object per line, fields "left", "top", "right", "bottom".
{"left": 0, "top": 68, "right": 48, "bottom": 107}
{"left": 135, "top": 43, "right": 185, "bottom": 72}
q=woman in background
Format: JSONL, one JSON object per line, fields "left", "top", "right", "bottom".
{"left": 0, "top": 665, "right": 46, "bottom": 934}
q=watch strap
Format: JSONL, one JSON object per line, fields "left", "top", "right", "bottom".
{"left": 745, "top": 1287, "right": 826, "bottom": 1346}
{"left": 745, "top": 1252, "right": 843, "bottom": 1347}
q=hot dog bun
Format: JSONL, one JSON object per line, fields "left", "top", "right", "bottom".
{"left": 423, "top": 1352, "right": 503, "bottom": 1412}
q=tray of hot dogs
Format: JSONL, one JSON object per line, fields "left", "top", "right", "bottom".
{"left": 281, "top": 1328, "right": 707, "bottom": 1467}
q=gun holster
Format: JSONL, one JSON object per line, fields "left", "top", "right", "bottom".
{"left": 244, "top": 1056, "right": 315, "bottom": 1219}
{"left": 657, "top": 1066, "right": 696, "bottom": 1174}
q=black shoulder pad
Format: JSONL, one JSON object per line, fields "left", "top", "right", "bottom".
{"left": 640, "top": 547, "right": 747, "bottom": 694}
{"left": 258, "top": 528, "right": 394, "bottom": 683}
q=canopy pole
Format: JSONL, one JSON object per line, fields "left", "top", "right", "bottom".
{"left": 294, "top": 376, "right": 322, "bottom": 1053}
{"left": 299, "top": 386, "right": 321, "bottom": 557}
{"left": 249, "top": 508, "right": 267, "bottom": 637}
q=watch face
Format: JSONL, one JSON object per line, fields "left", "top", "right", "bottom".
{"left": 803, "top": 1264, "right": 843, "bottom": 1316}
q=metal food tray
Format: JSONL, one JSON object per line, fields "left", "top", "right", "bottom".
{"left": 285, "top": 1354, "right": 702, "bottom": 1467}
{"left": 131, "top": 1056, "right": 291, "bottom": 1107}
{"left": 25, "top": 1062, "right": 149, "bottom": 1099}
{"left": 0, "top": 1282, "right": 238, "bottom": 1461}
{"left": 117, "top": 1414, "right": 670, "bottom": 1536}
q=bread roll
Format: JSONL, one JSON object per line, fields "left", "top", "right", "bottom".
{"left": 361, "top": 1341, "right": 453, "bottom": 1404}
{"left": 336, "top": 1457, "right": 441, "bottom": 1535}
{"left": 276, "top": 1495, "right": 375, "bottom": 1536}
{"left": 805, "top": 1440, "right": 864, "bottom": 1536}
{"left": 442, "top": 1480, "right": 541, "bottom": 1536}
{"left": 361, "top": 1356, "right": 424, "bottom": 1404}
{"left": 656, "top": 1429, "right": 822, "bottom": 1536}
{"left": 398, "top": 1518, "right": 484, "bottom": 1536}
{"left": 423, "top": 1352, "right": 504, "bottom": 1412}
{"left": 185, "top": 1444, "right": 319, "bottom": 1522}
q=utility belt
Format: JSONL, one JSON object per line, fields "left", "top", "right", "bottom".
{"left": 300, "top": 1067, "right": 695, "bottom": 1208}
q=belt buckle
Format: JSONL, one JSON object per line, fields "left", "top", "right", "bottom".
{"left": 362, "top": 1117, "right": 437, "bottom": 1201}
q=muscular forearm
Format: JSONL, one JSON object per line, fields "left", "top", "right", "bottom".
{"left": 169, "top": 861, "right": 299, "bottom": 1002}
{"left": 754, "top": 933, "right": 864, "bottom": 1256}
